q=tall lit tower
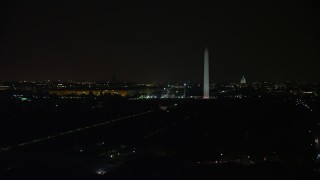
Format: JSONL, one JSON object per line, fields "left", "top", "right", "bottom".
{"left": 240, "top": 75, "right": 246, "bottom": 84}
{"left": 203, "top": 48, "right": 209, "bottom": 99}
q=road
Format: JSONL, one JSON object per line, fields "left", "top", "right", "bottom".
{"left": 0, "top": 110, "right": 155, "bottom": 152}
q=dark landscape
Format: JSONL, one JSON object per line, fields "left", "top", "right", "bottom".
{"left": 1, "top": 0, "right": 319, "bottom": 179}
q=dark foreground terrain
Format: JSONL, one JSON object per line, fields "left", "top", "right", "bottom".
{"left": 1, "top": 94, "right": 320, "bottom": 179}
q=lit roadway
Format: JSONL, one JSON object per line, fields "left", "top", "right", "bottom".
{"left": 0, "top": 110, "right": 155, "bottom": 153}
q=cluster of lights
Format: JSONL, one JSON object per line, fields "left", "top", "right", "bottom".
{"left": 96, "top": 168, "right": 108, "bottom": 175}
{"left": 296, "top": 99, "right": 313, "bottom": 111}
{"left": 60, "top": 96, "right": 83, "bottom": 99}
{"left": 15, "top": 94, "right": 50, "bottom": 99}
{"left": 235, "top": 95, "right": 243, "bottom": 99}
{"left": 139, "top": 95, "right": 158, "bottom": 99}
{"left": 219, "top": 90, "right": 228, "bottom": 93}
{"left": 196, "top": 152, "right": 283, "bottom": 166}
{"left": 137, "top": 95, "right": 187, "bottom": 99}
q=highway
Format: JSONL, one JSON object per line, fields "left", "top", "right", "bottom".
{"left": 0, "top": 110, "right": 155, "bottom": 152}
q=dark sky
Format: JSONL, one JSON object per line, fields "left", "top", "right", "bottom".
{"left": 0, "top": 0, "right": 319, "bottom": 82}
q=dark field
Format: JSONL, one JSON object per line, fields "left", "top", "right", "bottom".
{"left": 0, "top": 95, "right": 320, "bottom": 179}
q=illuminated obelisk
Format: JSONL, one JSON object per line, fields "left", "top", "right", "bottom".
{"left": 203, "top": 48, "right": 209, "bottom": 99}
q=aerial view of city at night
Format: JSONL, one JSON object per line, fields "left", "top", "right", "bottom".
{"left": 0, "top": 1, "right": 320, "bottom": 179}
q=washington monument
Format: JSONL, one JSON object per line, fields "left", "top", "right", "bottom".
{"left": 203, "top": 48, "right": 209, "bottom": 99}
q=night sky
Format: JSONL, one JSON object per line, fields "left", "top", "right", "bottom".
{"left": 0, "top": 1, "right": 319, "bottom": 82}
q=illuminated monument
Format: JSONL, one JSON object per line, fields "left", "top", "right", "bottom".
{"left": 203, "top": 48, "right": 209, "bottom": 99}
{"left": 240, "top": 75, "right": 246, "bottom": 84}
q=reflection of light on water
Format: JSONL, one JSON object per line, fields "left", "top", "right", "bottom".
{"left": 96, "top": 168, "right": 108, "bottom": 175}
